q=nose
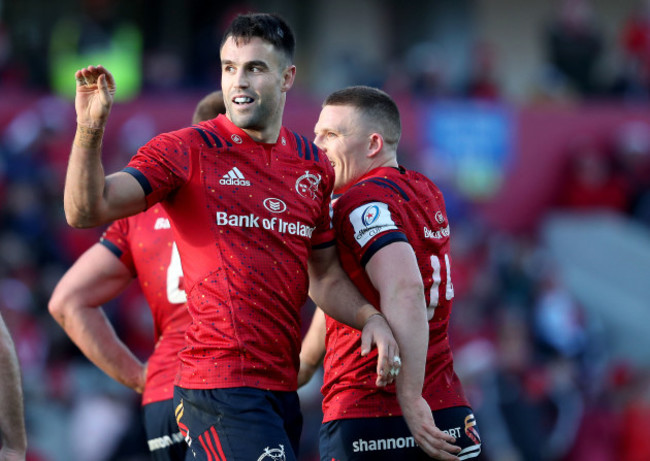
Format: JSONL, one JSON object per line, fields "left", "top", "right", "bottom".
{"left": 233, "top": 68, "right": 249, "bottom": 88}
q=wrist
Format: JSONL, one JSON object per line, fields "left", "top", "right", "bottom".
{"left": 358, "top": 306, "right": 385, "bottom": 329}
{"left": 74, "top": 124, "right": 105, "bottom": 149}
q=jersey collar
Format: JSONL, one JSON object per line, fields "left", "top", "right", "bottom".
{"left": 357, "top": 165, "right": 403, "bottom": 183}
{"left": 214, "top": 114, "right": 294, "bottom": 154}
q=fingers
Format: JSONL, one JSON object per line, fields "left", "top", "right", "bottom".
{"left": 360, "top": 314, "right": 401, "bottom": 387}
{"left": 97, "top": 65, "right": 116, "bottom": 88}
{"left": 360, "top": 326, "right": 372, "bottom": 356}
{"left": 75, "top": 65, "right": 115, "bottom": 90}
{"left": 419, "top": 428, "right": 461, "bottom": 460}
{"left": 390, "top": 355, "right": 402, "bottom": 377}
{"left": 375, "top": 348, "right": 400, "bottom": 386}
{"left": 75, "top": 70, "right": 86, "bottom": 87}
{"left": 76, "top": 66, "right": 100, "bottom": 87}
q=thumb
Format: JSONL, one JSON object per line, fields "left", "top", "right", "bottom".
{"left": 360, "top": 328, "right": 373, "bottom": 356}
{"left": 98, "top": 74, "right": 111, "bottom": 104}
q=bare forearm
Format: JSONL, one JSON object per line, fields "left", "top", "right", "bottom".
{"left": 64, "top": 125, "right": 107, "bottom": 228}
{"left": 300, "top": 308, "right": 326, "bottom": 366}
{"left": 54, "top": 305, "right": 145, "bottom": 392}
{"left": 365, "top": 243, "right": 429, "bottom": 398}
{"left": 298, "top": 308, "right": 326, "bottom": 387}
{"left": 310, "top": 271, "right": 379, "bottom": 330}
{"left": 0, "top": 330, "right": 27, "bottom": 454}
{"left": 384, "top": 289, "right": 429, "bottom": 401}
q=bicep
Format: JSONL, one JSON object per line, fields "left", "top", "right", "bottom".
{"left": 365, "top": 241, "right": 424, "bottom": 310}
{"left": 51, "top": 243, "right": 134, "bottom": 310}
{"left": 103, "top": 171, "right": 147, "bottom": 222}
{"left": 308, "top": 245, "right": 339, "bottom": 282}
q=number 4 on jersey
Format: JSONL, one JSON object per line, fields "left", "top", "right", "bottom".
{"left": 167, "top": 242, "right": 187, "bottom": 304}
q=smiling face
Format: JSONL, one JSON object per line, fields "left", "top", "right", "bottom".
{"left": 220, "top": 36, "right": 295, "bottom": 142}
{"left": 314, "top": 104, "right": 374, "bottom": 194}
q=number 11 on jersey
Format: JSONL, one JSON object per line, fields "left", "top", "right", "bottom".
{"left": 427, "top": 254, "right": 454, "bottom": 321}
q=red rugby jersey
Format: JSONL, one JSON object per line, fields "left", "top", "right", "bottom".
{"left": 124, "top": 114, "right": 335, "bottom": 391}
{"left": 322, "top": 166, "right": 469, "bottom": 422}
{"left": 101, "top": 203, "right": 189, "bottom": 405}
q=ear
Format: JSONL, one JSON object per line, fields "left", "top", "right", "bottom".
{"left": 281, "top": 65, "right": 296, "bottom": 93}
{"left": 367, "top": 133, "right": 384, "bottom": 158}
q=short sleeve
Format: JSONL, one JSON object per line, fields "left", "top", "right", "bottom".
{"left": 100, "top": 218, "right": 136, "bottom": 276}
{"left": 124, "top": 131, "right": 193, "bottom": 209}
{"left": 334, "top": 192, "right": 408, "bottom": 268}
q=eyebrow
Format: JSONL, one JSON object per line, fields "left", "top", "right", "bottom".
{"left": 221, "top": 59, "right": 269, "bottom": 69}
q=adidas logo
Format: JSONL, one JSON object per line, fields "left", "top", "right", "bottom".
{"left": 219, "top": 167, "right": 251, "bottom": 186}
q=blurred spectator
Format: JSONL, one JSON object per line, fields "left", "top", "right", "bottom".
{"left": 554, "top": 136, "right": 630, "bottom": 212}
{"left": 543, "top": 0, "right": 604, "bottom": 97}
{"left": 619, "top": 368, "right": 650, "bottom": 461}
{"left": 533, "top": 269, "right": 587, "bottom": 360}
{"left": 464, "top": 40, "right": 501, "bottom": 101}
{"left": 559, "top": 361, "right": 627, "bottom": 461}
{"left": 0, "top": 20, "right": 16, "bottom": 86}
{"left": 613, "top": 0, "right": 650, "bottom": 100}
{"left": 404, "top": 41, "right": 450, "bottom": 100}
{"left": 479, "top": 307, "right": 548, "bottom": 461}
{"left": 67, "top": 391, "right": 133, "bottom": 461}
{"left": 613, "top": 120, "right": 650, "bottom": 226}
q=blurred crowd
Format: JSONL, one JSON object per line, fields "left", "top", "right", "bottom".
{"left": 1, "top": 0, "right": 650, "bottom": 460}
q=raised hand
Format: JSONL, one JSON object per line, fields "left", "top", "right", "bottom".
{"left": 74, "top": 65, "right": 116, "bottom": 129}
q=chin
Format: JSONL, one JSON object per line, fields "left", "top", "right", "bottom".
{"left": 233, "top": 114, "right": 262, "bottom": 131}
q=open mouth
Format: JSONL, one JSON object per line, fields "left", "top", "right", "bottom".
{"left": 233, "top": 96, "right": 254, "bottom": 105}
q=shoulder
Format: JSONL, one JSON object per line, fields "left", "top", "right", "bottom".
{"left": 337, "top": 173, "right": 406, "bottom": 211}
{"left": 144, "top": 122, "right": 234, "bottom": 151}
{"left": 334, "top": 183, "right": 394, "bottom": 228}
{"left": 285, "top": 129, "right": 332, "bottom": 170}
{"left": 187, "top": 121, "right": 237, "bottom": 149}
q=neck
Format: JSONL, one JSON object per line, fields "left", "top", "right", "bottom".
{"left": 243, "top": 125, "right": 280, "bottom": 143}
{"left": 375, "top": 152, "right": 399, "bottom": 169}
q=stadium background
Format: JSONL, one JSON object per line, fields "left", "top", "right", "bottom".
{"left": 1, "top": 0, "right": 650, "bottom": 459}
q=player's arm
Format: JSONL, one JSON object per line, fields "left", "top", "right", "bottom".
{"left": 298, "top": 307, "right": 326, "bottom": 388}
{"left": 64, "top": 65, "right": 146, "bottom": 229}
{"left": 48, "top": 243, "right": 146, "bottom": 393}
{"left": 0, "top": 314, "right": 27, "bottom": 461}
{"left": 366, "top": 241, "right": 460, "bottom": 461}
{"left": 308, "top": 245, "right": 399, "bottom": 386}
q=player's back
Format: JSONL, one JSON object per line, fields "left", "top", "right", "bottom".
{"left": 101, "top": 203, "right": 190, "bottom": 405}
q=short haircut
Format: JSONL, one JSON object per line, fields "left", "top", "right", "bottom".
{"left": 192, "top": 91, "right": 226, "bottom": 124}
{"left": 323, "top": 86, "right": 401, "bottom": 146}
{"left": 221, "top": 13, "right": 295, "bottom": 64}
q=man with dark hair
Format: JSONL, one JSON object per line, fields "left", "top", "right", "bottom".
{"left": 50, "top": 91, "right": 226, "bottom": 461}
{"left": 63, "top": 13, "right": 399, "bottom": 461}
{"left": 301, "top": 85, "right": 483, "bottom": 460}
